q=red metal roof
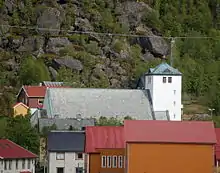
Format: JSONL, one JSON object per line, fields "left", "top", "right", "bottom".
{"left": 124, "top": 120, "right": 216, "bottom": 144}
{"left": 0, "top": 139, "right": 37, "bottom": 159}
{"left": 23, "top": 86, "right": 46, "bottom": 97}
{"left": 23, "top": 85, "right": 71, "bottom": 97}
{"left": 85, "top": 126, "right": 125, "bottom": 153}
{"left": 215, "top": 128, "right": 220, "bottom": 160}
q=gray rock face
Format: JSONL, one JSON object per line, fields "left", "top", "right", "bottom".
{"left": 37, "top": 8, "right": 62, "bottom": 36}
{"left": 52, "top": 56, "right": 83, "bottom": 71}
{"left": 46, "top": 37, "right": 71, "bottom": 54}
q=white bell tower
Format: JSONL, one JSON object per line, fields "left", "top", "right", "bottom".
{"left": 144, "top": 62, "right": 182, "bottom": 121}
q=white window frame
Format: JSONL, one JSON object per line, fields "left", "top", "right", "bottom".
{"left": 38, "top": 99, "right": 44, "bottom": 105}
{"left": 56, "top": 153, "right": 65, "bottom": 160}
{"left": 107, "top": 156, "right": 111, "bottom": 168}
{"left": 101, "top": 156, "right": 106, "bottom": 168}
{"left": 112, "top": 155, "right": 117, "bottom": 168}
{"left": 118, "top": 156, "right": 123, "bottom": 168}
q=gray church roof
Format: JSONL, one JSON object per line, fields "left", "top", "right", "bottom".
{"left": 43, "top": 88, "right": 160, "bottom": 120}
{"left": 47, "top": 131, "right": 85, "bottom": 152}
{"left": 38, "top": 118, "right": 95, "bottom": 132}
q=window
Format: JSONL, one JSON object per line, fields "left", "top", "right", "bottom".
{"left": 101, "top": 156, "right": 106, "bottom": 168}
{"left": 124, "top": 156, "right": 126, "bottom": 168}
{"left": 76, "top": 153, "right": 83, "bottom": 160}
{"left": 107, "top": 156, "right": 111, "bottom": 168}
{"left": 4, "top": 160, "right": 7, "bottom": 170}
{"left": 28, "top": 159, "right": 31, "bottom": 169}
{"left": 16, "top": 160, "right": 18, "bottom": 169}
{"left": 173, "top": 101, "right": 176, "bottom": 106}
{"left": 76, "top": 167, "right": 83, "bottom": 173}
{"left": 56, "top": 153, "right": 65, "bottom": 160}
{"left": 112, "top": 156, "right": 117, "bottom": 168}
{"left": 118, "top": 156, "right": 123, "bottom": 168}
{"left": 174, "top": 114, "right": 176, "bottom": 119}
{"left": 163, "top": 77, "right": 166, "bottom": 83}
{"left": 148, "top": 77, "right": 151, "bottom": 84}
{"left": 174, "top": 90, "right": 176, "bottom": 95}
{"left": 168, "top": 77, "right": 172, "bottom": 83}
{"left": 8, "top": 160, "right": 12, "bottom": 170}
{"left": 38, "top": 99, "right": 44, "bottom": 105}
{"left": 22, "top": 159, "right": 25, "bottom": 169}
{"left": 57, "top": 167, "right": 64, "bottom": 173}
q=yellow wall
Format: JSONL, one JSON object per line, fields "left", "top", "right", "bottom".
{"left": 13, "top": 104, "right": 28, "bottom": 117}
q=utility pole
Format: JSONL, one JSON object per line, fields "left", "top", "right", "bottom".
{"left": 170, "top": 37, "right": 175, "bottom": 67}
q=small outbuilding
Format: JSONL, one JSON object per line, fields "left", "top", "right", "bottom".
{"left": 124, "top": 120, "right": 216, "bottom": 173}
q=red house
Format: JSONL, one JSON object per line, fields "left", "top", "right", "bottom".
{"left": 16, "top": 84, "right": 70, "bottom": 109}
{"left": 0, "top": 139, "right": 37, "bottom": 173}
{"left": 16, "top": 86, "right": 47, "bottom": 109}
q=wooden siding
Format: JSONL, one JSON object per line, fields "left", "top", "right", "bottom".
{"left": 13, "top": 104, "right": 28, "bottom": 117}
{"left": 127, "top": 143, "right": 214, "bottom": 173}
{"left": 89, "top": 149, "right": 125, "bottom": 173}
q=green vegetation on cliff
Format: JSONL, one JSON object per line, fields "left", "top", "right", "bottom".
{"left": 0, "top": 0, "right": 220, "bottom": 116}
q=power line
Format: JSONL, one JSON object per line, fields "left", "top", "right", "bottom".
{"left": 1, "top": 24, "right": 220, "bottom": 39}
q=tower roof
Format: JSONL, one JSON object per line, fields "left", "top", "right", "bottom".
{"left": 146, "top": 63, "right": 182, "bottom": 75}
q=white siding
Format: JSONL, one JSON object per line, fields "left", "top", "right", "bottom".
{"left": 48, "top": 152, "right": 85, "bottom": 173}
{"left": 145, "top": 75, "right": 182, "bottom": 121}
{"left": 1, "top": 158, "right": 35, "bottom": 173}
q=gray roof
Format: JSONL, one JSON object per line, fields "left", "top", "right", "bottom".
{"left": 47, "top": 131, "right": 85, "bottom": 152}
{"left": 42, "top": 81, "right": 64, "bottom": 87}
{"left": 146, "top": 63, "right": 182, "bottom": 75}
{"left": 38, "top": 118, "right": 95, "bottom": 132}
{"left": 43, "top": 88, "right": 156, "bottom": 120}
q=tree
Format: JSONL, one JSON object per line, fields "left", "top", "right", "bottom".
{"left": 19, "top": 56, "right": 51, "bottom": 85}
{"left": 5, "top": 115, "right": 40, "bottom": 154}
{"left": 96, "top": 116, "right": 122, "bottom": 126}
{"left": 41, "top": 123, "right": 57, "bottom": 137}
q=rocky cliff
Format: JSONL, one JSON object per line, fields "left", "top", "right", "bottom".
{"left": 0, "top": 0, "right": 220, "bottom": 116}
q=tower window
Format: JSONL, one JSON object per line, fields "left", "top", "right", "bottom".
{"left": 174, "top": 90, "right": 176, "bottom": 94}
{"left": 163, "top": 77, "right": 166, "bottom": 83}
{"left": 174, "top": 101, "right": 176, "bottom": 106}
{"left": 168, "top": 77, "right": 172, "bottom": 83}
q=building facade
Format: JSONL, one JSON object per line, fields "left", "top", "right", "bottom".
{"left": 124, "top": 120, "right": 216, "bottom": 173}
{"left": 85, "top": 126, "right": 125, "bottom": 173}
{"left": 138, "top": 62, "right": 183, "bottom": 121}
{"left": 47, "top": 131, "right": 86, "bottom": 173}
{"left": 0, "top": 139, "right": 37, "bottom": 173}
{"left": 13, "top": 102, "right": 29, "bottom": 117}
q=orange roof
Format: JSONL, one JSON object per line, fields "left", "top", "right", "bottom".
{"left": 13, "top": 102, "right": 29, "bottom": 109}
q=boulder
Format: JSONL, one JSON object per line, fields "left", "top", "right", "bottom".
{"left": 37, "top": 8, "right": 62, "bottom": 36}
{"left": 46, "top": 37, "right": 71, "bottom": 54}
{"left": 52, "top": 56, "right": 83, "bottom": 71}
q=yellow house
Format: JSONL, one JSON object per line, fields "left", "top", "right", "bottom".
{"left": 13, "top": 102, "right": 29, "bottom": 117}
